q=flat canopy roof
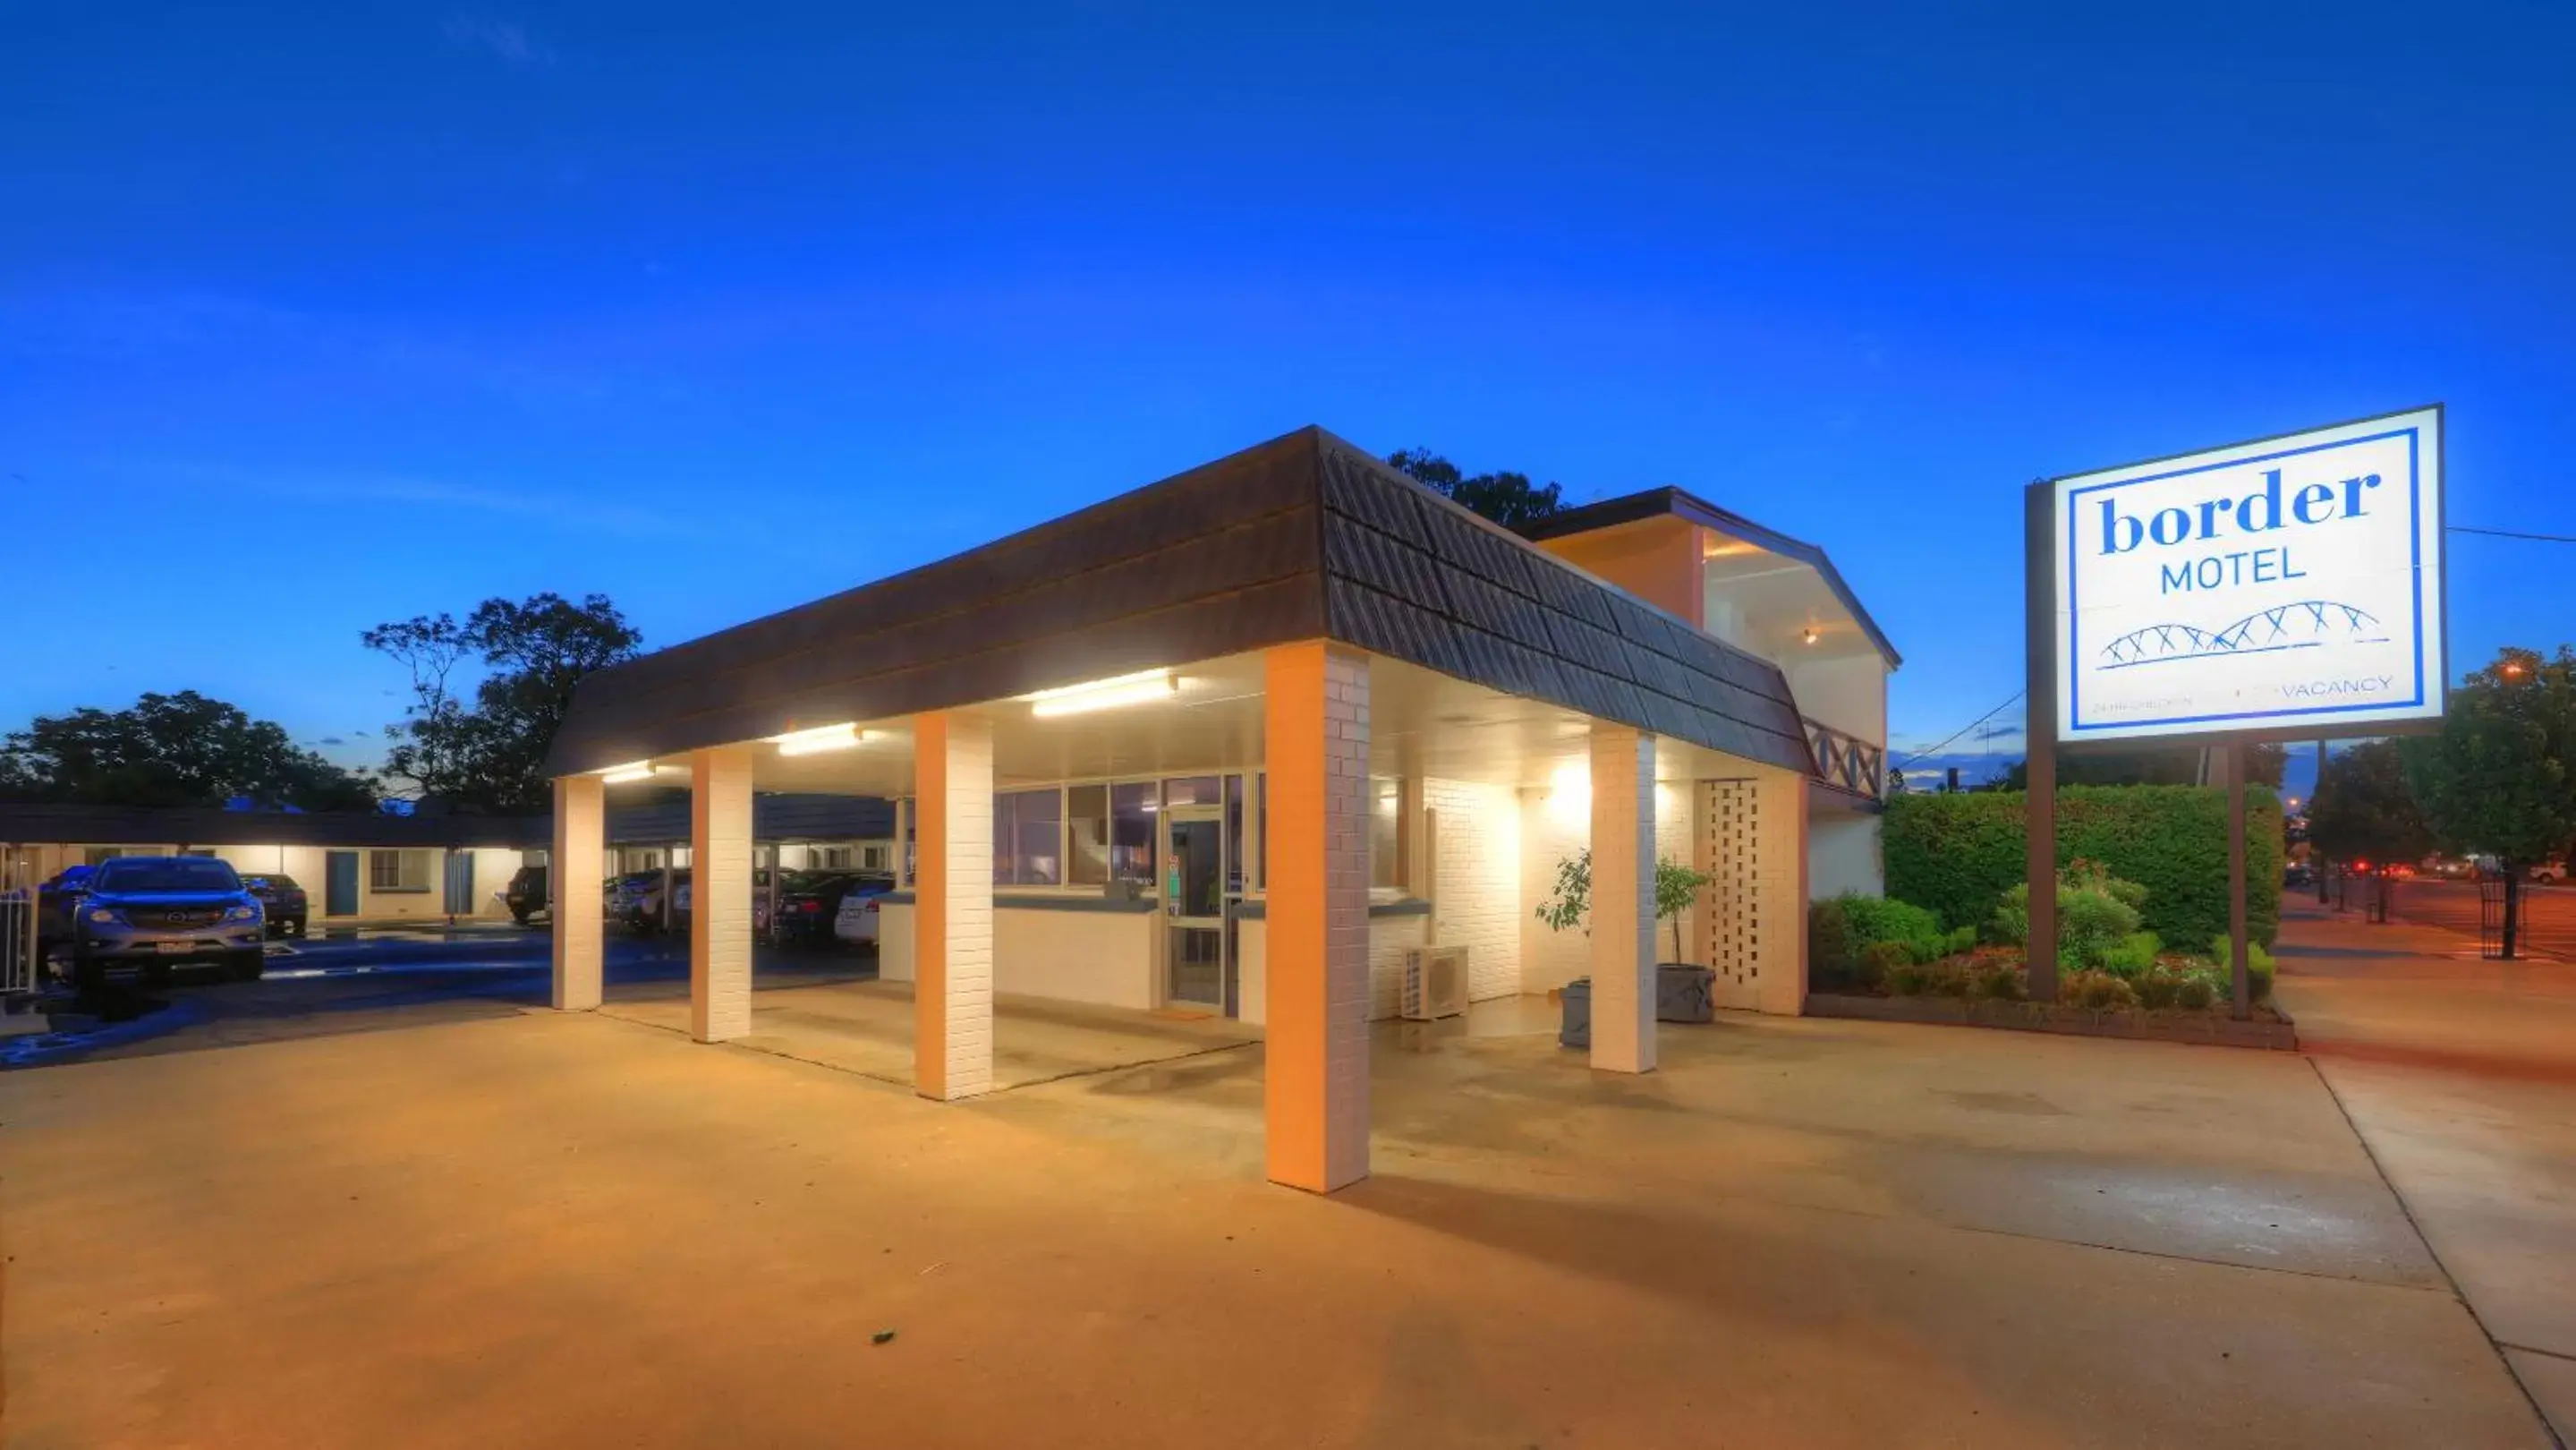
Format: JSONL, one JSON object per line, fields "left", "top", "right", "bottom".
{"left": 549, "top": 428, "right": 1818, "bottom": 779}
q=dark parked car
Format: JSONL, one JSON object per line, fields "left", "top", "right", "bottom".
{"left": 55, "top": 855, "right": 265, "bottom": 988}
{"left": 770, "top": 870, "right": 877, "bottom": 943}
{"left": 239, "top": 874, "right": 310, "bottom": 937}
{"left": 605, "top": 869, "right": 667, "bottom": 930}
{"left": 502, "top": 865, "right": 549, "bottom": 925}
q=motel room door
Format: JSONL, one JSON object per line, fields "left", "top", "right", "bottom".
{"left": 1162, "top": 803, "right": 1228, "bottom": 1011}
{"left": 325, "top": 851, "right": 361, "bottom": 917}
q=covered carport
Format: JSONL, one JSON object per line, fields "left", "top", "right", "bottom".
{"left": 543, "top": 426, "right": 1819, "bottom": 1192}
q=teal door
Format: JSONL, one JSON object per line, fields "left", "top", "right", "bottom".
{"left": 443, "top": 853, "right": 475, "bottom": 915}
{"left": 325, "top": 851, "right": 360, "bottom": 917}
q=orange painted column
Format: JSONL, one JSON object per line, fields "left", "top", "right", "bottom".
{"left": 1588, "top": 722, "right": 1658, "bottom": 1073}
{"left": 912, "top": 711, "right": 994, "bottom": 1101}
{"left": 688, "top": 745, "right": 755, "bottom": 1044}
{"left": 1262, "top": 642, "right": 1372, "bottom": 1193}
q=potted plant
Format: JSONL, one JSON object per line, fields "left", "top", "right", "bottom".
{"left": 1535, "top": 849, "right": 1718, "bottom": 1046}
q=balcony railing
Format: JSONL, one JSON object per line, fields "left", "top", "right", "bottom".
{"left": 1805, "top": 718, "right": 1885, "bottom": 799}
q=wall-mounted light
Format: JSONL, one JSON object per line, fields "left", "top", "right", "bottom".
{"left": 1800, "top": 627, "right": 1820, "bottom": 645}
{"left": 1543, "top": 757, "right": 1592, "bottom": 829}
{"left": 1021, "top": 668, "right": 1178, "bottom": 719}
{"left": 768, "top": 722, "right": 877, "bottom": 756}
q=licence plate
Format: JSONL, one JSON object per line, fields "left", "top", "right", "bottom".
{"left": 155, "top": 942, "right": 194, "bottom": 955}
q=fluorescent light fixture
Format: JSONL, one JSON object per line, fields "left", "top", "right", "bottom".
{"left": 1022, "top": 668, "right": 1178, "bottom": 719}
{"left": 768, "top": 722, "right": 871, "bottom": 755}
{"left": 599, "top": 762, "right": 657, "bottom": 785}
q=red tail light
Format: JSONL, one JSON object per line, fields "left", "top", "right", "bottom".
{"left": 863, "top": 900, "right": 880, "bottom": 913}
{"left": 798, "top": 900, "right": 820, "bottom": 913}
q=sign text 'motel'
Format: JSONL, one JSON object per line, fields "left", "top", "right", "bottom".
{"left": 2050, "top": 406, "right": 2445, "bottom": 744}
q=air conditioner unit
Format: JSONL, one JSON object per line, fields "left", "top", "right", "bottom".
{"left": 1401, "top": 945, "right": 1468, "bottom": 1021}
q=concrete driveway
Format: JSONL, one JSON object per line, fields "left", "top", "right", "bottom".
{"left": 3, "top": 973, "right": 2554, "bottom": 1447}
{"left": 2273, "top": 894, "right": 2576, "bottom": 1443}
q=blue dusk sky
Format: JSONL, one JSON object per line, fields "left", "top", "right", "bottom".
{"left": 6, "top": 2, "right": 2572, "bottom": 795}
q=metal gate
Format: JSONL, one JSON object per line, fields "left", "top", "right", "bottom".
{"left": 3, "top": 844, "right": 39, "bottom": 997}
{"left": 2479, "top": 879, "right": 2514, "bottom": 960}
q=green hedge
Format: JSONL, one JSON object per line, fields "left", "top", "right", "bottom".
{"left": 1884, "top": 785, "right": 2281, "bottom": 951}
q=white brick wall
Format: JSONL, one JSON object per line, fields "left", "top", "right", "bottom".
{"left": 689, "top": 746, "right": 756, "bottom": 1043}
{"left": 1424, "top": 777, "right": 1522, "bottom": 1003}
{"left": 1519, "top": 772, "right": 1696, "bottom": 993}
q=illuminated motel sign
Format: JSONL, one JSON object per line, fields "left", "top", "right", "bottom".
{"left": 2021, "top": 405, "right": 2446, "bottom": 1016}
{"left": 2051, "top": 405, "right": 2446, "bottom": 743}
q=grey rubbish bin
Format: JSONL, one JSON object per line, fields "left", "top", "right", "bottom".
{"left": 1558, "top": 977, "right": 1590, "bottom": 1050}
{"left": 1657, "top": 963, "right": 1715, "bottom": 1023}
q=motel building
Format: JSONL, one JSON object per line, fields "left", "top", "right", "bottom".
{"left": 544, "top": 428, "right": 1896, "bottom": 1192}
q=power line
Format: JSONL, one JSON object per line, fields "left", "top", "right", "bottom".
{"left": 1896, "top": 690, "right": 2026, "bottom": 770}
{"left": 2449, "top": 525, "right": 2576, "bottom": 544}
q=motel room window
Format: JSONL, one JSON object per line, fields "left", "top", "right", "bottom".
{"left": 1109, "top": 782, "right": 1157, "bottom": 886}
{"left": 1067, "top": 784, "right": 1110, "bottom": 886}
{"left": 369, "top": 849, "right": 435, "bottom": 893}
{"left": 1370, "top": 778, "right": 1402, "bottom": 891}
{"left": 862, "top": 844, "right": 889, "bottom": 872}
{"left": 818, "top": 845, "right": 854, "bottom": 870}
{"left": 994, "top": 788, "right": 1063, "bottom": 887}
{"left": 83, "top": 847, "right": 152, "bottom": 866}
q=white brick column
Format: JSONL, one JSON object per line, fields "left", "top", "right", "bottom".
{"left": 551, "top": 773, "right": 605, "bottom": 1011}
{"left": 1262, "top": 642, "right": 1371, "bottom": 1193}
{"left": 913, "top": 711, "right": 994, "bottom": 1101}
{"left": 1589, "top": 723, "right": 1657, "bottom": 1073}
{"left": 688, "top": 746, "right": 755, "bottom": 1043}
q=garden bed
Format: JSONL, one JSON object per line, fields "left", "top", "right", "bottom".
{"left": 1804, "top": 989, "right": 2298, "bottom": 1051}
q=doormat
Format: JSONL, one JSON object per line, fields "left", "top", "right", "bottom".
{"left": 1149, "top": 1008, "right": 1214, "bottom": 1021}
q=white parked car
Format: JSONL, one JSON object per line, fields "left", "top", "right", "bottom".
{"left": 833, "top": 879, "right": 895, "bottom": 945}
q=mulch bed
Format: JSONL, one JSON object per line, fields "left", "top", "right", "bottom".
{"left": 1804, "top": 990, "right": 2299, "bottom": 1051}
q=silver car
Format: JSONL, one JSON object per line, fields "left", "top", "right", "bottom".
{"left": 66, "top": 856, "right": 267, "bottom": 988}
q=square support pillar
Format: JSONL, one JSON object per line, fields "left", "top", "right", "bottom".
{"left": 1589, "top": 723, "right": 1657, "bottom": 1073}
{"left": 551, "top": 773, "right": 605, "bottom": 1011}
{"left": 1262, "top": 642, "right": 1371, "bottom": 1193}
{"left": 688, "top": 746, "right": 756, "bottom": 1044}
{"left": 913, "top": 711, "right": 994, "bottom": 1101}
{"left": 1756, "top": 772, "right": 1812, "bottom": 1017}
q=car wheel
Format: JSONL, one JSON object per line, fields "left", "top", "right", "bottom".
{"left": 288, "top": 916, "right": 307, "bottom": 937}
{"left": 72, "top": 949, "right": 106, "bottom": 994}
{"left": 143, "top": 959, "right": 175, "bottom": 987}
{"left": 227, "top": 950, "right": 266, "bottom": 983}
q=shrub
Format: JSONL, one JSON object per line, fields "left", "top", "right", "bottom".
{"left": 2062, "top": 969, "right": 2139, "bottom": 1013}
{"left": 1832, "top": 894, "right": 1943, "bottom": 951}
{"left": 2209, "top": 936, "right": 2278, "bottom": 1002}
{"left": 2172, "top": 973, "right": 2218, "bottom": 1011}
{"left": 1885, "top": 960, "right": 1930, "bottom": 996}
{"left": 1856, "top": 940, "right": 1912, "bottom": 990}
{"left": 1808, "top": 900, "right": 1856, "bottom": 988}
{"left": 1975, "top": 960, "right": 2028, "bottom": 1001}
{"left": 2133, "top": 968, "right": 2183, "bottom": 1010}
{"left": 2101, "top": 931, "right": 2163, "bottom": 978}
{"left": 1992, "top": 877, "right": 2145, "bottom": 971}
{"left": 1885, "top": 786, "right": 2283, "bottom": 951}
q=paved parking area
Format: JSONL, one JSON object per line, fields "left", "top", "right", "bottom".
{"left": 2273, "top": 895, "right": 2576, "bottom": 1443}
{"left": 598, "top": 978, "right": 1262, "bottom": 1088}
{"left": 1, "top": 974, "right": 2551, "bottom": 1447}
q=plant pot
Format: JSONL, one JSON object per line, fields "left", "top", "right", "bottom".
{"left": 1559, "top": 977, "right": 1590, "bottom": 1049}
{"left": 1656, "top": 963, "right": 1715, "bottom": 1022}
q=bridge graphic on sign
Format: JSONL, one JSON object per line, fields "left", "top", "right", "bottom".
{"left": 2098, "top": 601, "right": 2386, "bottom": 670}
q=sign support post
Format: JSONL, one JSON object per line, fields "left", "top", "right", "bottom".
{"left": 2023, "top": 482, "right": 2059, "bottom": 1003}
{"left": 2224, "top": 742, "right": 2250, "bottom": 1019}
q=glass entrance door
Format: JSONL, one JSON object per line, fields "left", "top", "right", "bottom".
{"left": 1162, "top": 803, "right": 1227, "bottom": 1011}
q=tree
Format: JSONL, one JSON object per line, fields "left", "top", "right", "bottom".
{"left": 0, "top": 691, "right": 379, "bottom": 810}
{"left": 2306, "top": 739, "right": 2431, "bottom": 869}
{"left": 2400, "top": 646, "right": 2576, "bottom": 959}
{"left": 1387, "top": 448, "right": 1565, "bottom": 527}
{"left": 1532, "top": 848, "right": 1712, "bottom": 963}
{"left": 365, "top": 592, "right": 641, "bottom": 815}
